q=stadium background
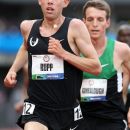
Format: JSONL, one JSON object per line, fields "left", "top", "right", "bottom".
{"left": 0, "top": 0, "right": 130, "bottom": 129}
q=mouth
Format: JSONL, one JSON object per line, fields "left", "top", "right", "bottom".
{"left": 90, "top": 30, "right": 100, "bottom": 35}
{"left": 46, "top": 7, "right": 54, "bottom": 13}
{"left": 91, "top": 30, "right": 99, "bottom": 32}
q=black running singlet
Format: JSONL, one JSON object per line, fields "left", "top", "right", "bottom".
{"left": 27, "top": 17, "right": 83, "bottom": 109}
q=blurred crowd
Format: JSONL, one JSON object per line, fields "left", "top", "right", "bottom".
{"left": 0, "top": 0, "right": 130, "bottom": 129}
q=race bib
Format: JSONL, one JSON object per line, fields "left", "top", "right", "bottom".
{"left": 74, "top": 105, "right": 83, "bottom": 121}
{"left": 32, "top": 55, "right": 64, "bottom": 80}
{"left": 81, "top": 79, "right": 107, "bottom": 102}
{"left": 22, "top": 102, "right": 35, "bottom": 115}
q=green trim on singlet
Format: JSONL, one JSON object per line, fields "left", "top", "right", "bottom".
{"left": 83, "top": 39, "right": 117, "bottom": 79}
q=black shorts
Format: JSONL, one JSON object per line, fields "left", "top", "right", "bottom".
{"left": 77, "top": 116, "right": 127, "bottom": 130}
{"left": 17, "top": 99, "right": 83, "bottom": 130}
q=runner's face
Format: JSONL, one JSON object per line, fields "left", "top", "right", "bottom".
{"left": 83, "top": 7, "right": 110, "bottom": 40}
{"left": 38, "top": 0, "right": 69, "bottom": 20}
{"left": 118, "top": 29, "right": 130, "bottom": 45}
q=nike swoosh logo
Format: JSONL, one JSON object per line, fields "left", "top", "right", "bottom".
{"left": 101, "top": 64, "right": 109, "bottom": 68}
{"left": 59, "top": 39, "right": 64, "bottom": 42}
{"left": 70, "top": 125, "right": 78, "bottom": 130}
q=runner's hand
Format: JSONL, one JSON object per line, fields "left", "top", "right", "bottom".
{"left": 4, "top": 71, "right": 17, "bottom": 88}
{"left": 48, "top": 37, "right": 65, "bottom": 58}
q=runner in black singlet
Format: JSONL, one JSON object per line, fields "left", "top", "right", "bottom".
{"left": 4, "top": 0, "right": 101, "bottom": 130}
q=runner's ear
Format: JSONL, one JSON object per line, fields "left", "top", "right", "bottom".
{"left": 63, "top": 0, "right": 70, "bottom": 8}
{"left": 38, "top": 0, "right": 41, "bottom": 6}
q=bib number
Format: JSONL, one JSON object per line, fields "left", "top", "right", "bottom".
{"left": 22, "top": 102, "right": 35, "bottom": 115}
{"left": 74, "top": 105, "right": 83, "bottom": 121}
{"left": 81, "top": 79, "right": 107, "bottom": 102}
{"left": 32, "top": 55, "right": 64, "bottom": 80}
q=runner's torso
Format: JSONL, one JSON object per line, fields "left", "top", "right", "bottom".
{"left": 81, "top": 39, "right": 126, "bottom": 120}
{"left": 27, "top": 18, "right": 83, "bottom": 109}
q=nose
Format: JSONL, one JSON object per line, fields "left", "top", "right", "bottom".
{"left": 93, "top": 19, "right": 98, "bottom": 27}
{"left": 48, "top": 0, "right": 53, "bottom": 4}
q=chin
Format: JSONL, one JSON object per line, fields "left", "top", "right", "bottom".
{"left": 91, "top": 36, "right": 99, "bottom": 40}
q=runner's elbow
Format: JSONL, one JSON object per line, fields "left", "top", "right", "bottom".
{"left": 83, "top": 63, "right": 102, "bottom": 75}
{"left": 92, "top": 63, "right": 102, "bottom": 75}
